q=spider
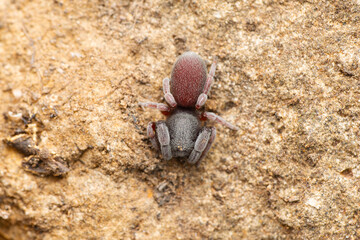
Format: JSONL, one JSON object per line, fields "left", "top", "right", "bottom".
{"left": 139, "top": 51, "right": 238, "bottom": 164}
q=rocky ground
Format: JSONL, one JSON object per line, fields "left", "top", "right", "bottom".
{"left": 1, "top": 0, "right": 360, "bottom": 239}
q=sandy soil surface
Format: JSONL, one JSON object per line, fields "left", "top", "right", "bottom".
{"left": 1, "top": 0, "right": 360, "bottom": 239}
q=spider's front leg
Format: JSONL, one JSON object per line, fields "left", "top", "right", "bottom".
{"left": 147, "top": 121, "right": 172, "bottom": 160}
{"left": 188, "top": 127, "right": 216, "bottom": 164}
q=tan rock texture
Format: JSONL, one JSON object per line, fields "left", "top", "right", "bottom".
{"left": 1, "top": 0, "right": 360, "bottom": 239}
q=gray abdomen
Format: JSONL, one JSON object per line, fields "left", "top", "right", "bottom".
{"left": 166, "top": 109, "right": 201, "bottom": 158}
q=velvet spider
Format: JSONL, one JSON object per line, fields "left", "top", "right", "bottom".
{"left": 140, "top": 52, "right": 238, "bottom": 164}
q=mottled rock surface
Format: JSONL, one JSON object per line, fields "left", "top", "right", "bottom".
{"left": 1, "top": 0, "right": 360, "bottom": 239}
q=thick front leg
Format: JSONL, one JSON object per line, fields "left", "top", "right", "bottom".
{"left": 188, "top": 127, "right": 216, "bottom": 164}
{"left": 155, "top": 121, "right": 172, "bottom": 160}
{"left": 147, "top": 121, "right": 172, "bottom": 160}
{"left": 195, "top": 57, "right": 217, "bottom": 109}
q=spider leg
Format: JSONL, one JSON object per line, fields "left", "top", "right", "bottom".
{"left": 155, "top": 121, "right": 172, "bottom": 160}
{"left": 188, "top": 127, "right": 216, "bottom": 164}
{"left": 202, "top": 111, "right": 239, "bottom": 130}
{"left": 196, "top": 127, "right": 216, "bottom": 165}
{"left": 147, "top": 122, "right": 159, "bottom": 151}
{"left": 163, "top": 77, "right": 177, "bottom": 108}
{"left": 196, "top": 57, "right": 217, "bottom": 109}
{"left": 139, "top": 102, "right": 171, "bottom": 112}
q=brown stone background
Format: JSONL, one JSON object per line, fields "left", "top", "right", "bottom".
{"left": 1, "top": 0, "right": 360, "bottom": 239}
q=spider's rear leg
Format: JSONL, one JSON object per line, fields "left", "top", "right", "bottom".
{"left": 163, "top": 77, "right": 177, "bottom": 108}
{"left": 195, "top": 57, "right": 217, "bottom": 109}
{"left": 188, "top": 127, "right": 216, "bottom": 164}
{"left": 139, "top": 102, "right": 171, "bottom": 113}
